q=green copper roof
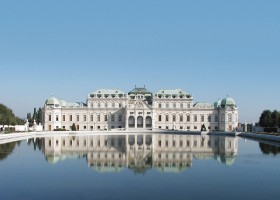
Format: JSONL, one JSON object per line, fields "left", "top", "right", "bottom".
{"left": 45, "top": 96, "right": 60, "bottom": 106}
{"left": 155, "top": 89, "right": 191, "bottom": 97}
{"left": 128, "top": 87, "right": 152, "bottom": 95}
{"left": 221, "top": 97, "right": 237, "bottom": 108}
{"left": 193, "top": 102, "right": 213, "bottom": 109}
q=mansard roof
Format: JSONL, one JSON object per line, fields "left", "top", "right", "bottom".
{"left": 155, "top": 89, "right": 191, "bottom": 98}
{"left": 128, "top": 87, "right": 152, "bottom": 95}
{"left": 193, "top": 102, "right": 213, "bottom": 109}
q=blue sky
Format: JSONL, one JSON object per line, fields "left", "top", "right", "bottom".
{"left": 0, "top": 0, "right": 279, "bottom": 123}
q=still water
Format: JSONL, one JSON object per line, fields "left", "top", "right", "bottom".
{"left": 0, "top": 133, "right": 280, "bottom": 200}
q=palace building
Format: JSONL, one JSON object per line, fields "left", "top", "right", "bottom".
{"left": 43, "top": 86, "right": 238, "bottom": 132}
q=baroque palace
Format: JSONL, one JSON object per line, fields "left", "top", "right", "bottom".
{"left": 43, "top": 86, "right": 238, "bottom": 132}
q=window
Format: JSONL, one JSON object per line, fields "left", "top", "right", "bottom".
{"left": 119, "top": 103, "right": 122, "bottom": 108}
{"left": 105, "top": 103, "right": 108, "bottom": 108}
{"left": 165, "top": 140, "right": 168, "bottom": 147}
{"left": 97, "top": 103, "right": 100, "bottom": 108}
{"left": 186, "top": 140, "right": 190, "bottom": 147}
{"left": 180, "top": 103, "right": 183, "bottom": 109}
{"left": 111, "top": 115, "right": 115, "bottom": 122}
{"left": 201, "top": 115, "right": 204, "bottom": 122}
{"left": 194, "top": 115, "right": 197, "bottom": 122}
{"left": 84, "top": 126, "right": 86, "bottom": 130}
{"left": 194, "top": 126, "right": 197, "bottom": 130}
{"left": 208, "top": 115, "right": 211, "bottom": 122}
{"left": 118, "top": 114, "right": 122, "bottom": 122}
{"left": 112, "top": 103, "right": 115, "bottom": 108}
{"left": 166, "top": 115, "right": 169, "bottom": 122}
{"left": 173, "top": 103, "right": 176, "bottom": 108}
{"left": 173, "top": 140, "right": 176, "bottom": 147}
{"left": 56, "top": 115, "right": 59, "bottom": 121}
{"left": 228, "top": 114, "right": 232, "bottom": 122}
{"left": 187, "top": 115, "right": 190, "bottom": 122}
{"left": 90, "top": 115, "right": 93, "bottom": 121}
{"left": 97, "top": 115, "right": 100, "bottom": 122}
{"left": 180, "top": 126, "right": 183, "bottom": 130}
{"left": 158, "top": 115, "right": 162, "bottom": 122}
{"left": 69, "top": 115, "right": 72, "bottom": 121}
{"left": 63, "top": 115, "right": 65, "bottom": 121}
{"left": 187, "top": 103, "right": 190, "bottom": 108}
{"left": 173, "top": 115, "right": 176, "bottom": 122}
{"left": 180, "top": 140, "right": 183, "bottom": 147}
{"left": 166, "top": 103, "right": 169, "bottom": 108}
{"left": 49, "top": 115, "right": 51, "bottom": 121}
{"left": 222, "top": 114, "right": 225, "bottom": 122}
{"left": 194, "top": 140, "right": 197, "bottom": 147}
{"left": 180, "top": 115, "right": 183, "bottom": 122}
{"left": 90, "top": 126, "right": 93, "bottom": 130}
{"left": 158, "top": 140, "right": 161, "bottom": 147}
{"left": 76, "top": 115, "right": 79, "bottom": 121}
{"left": 215, "top": 115, "right": 218, "bottom": 122}
{"left": 187, "top": 126, "right": 190, "bottom": 130}
{"left": 84, "top": 115, "right": 86, "bottom": 121}
{"left": 158, "top": 103, "right": 162, "bottom": 108}
{"left": 104, "top": 115, "right": 108, "bottom": 122}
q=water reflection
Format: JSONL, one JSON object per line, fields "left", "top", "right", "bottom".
{"left": 43, "top": 134, "right": 238, "bottom": 173}
{"left": 259, "top": 142, "right": 280, "bottom": 155}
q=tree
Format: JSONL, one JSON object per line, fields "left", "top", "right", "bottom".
{"left": 0, "top": 104, "right": 24, "bottom": 125}
{"left": 71, "top": 123, "right": 77, "bottom": 131}
{"left": 37, "top": 108, "right": 43, "bottom": 124}
{"left": 271, "top": 110, "right": 279, "bottom": 128}
{"left": 259, "top": 110, "right": 273, "bottom": 127}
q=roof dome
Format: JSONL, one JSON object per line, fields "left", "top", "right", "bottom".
{"left": 59, "top": 99, "right": 67, "bottom": 107}
{"left": 45, "top": 96, "right": 60, "bottom": 106}
{"left": 214, "top": 100, "right": 221, "bottom": 108}
{"left": 221, "top": 97, "right": 236, "bottom": 108}
{"left": 128, "top": 87, "right": 152, "bottom": 95}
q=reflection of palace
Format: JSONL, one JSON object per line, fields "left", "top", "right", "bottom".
{"left": 43, "top": 87, "right": 238, "bottom": 132}
{"left": 44, "top": 134, "right": 238, "bottom": 173}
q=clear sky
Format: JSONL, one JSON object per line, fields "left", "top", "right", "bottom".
{"left": 0, "top": 0, "right": 279, "bottom": 123}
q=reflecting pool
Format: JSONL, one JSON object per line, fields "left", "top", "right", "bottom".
{"left": 0, "top": 133, "right": 280, "bottom": 200}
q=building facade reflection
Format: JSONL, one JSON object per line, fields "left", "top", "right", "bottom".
{"left": 43, "top": 134, "right": 238, "bottom": 173}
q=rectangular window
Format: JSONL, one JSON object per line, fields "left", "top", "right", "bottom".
{"left": 49, "top": 115, "right": 51, "bottom": 121}
{"left": 105, "top": 103, "right": 108, "bottom": 108}
{"left": 158, "top": 140, "right": 161, "bottom": 147}
{"left": 165, "top": 140, "right": 168, "bottom": 147}
{"left": 90, "top": 115, "right": 93, "bottom": 121}
{"left": 180, "top": 126, "right": 183, "bottom": 130}
{"left": 97, "top": 115, "right": 100, "bottom": 122}
{"left": 56, "top": 115, "right": 59, "bottom": 121}
{"left": 173, "top": 103, "right": 176, "bottom": 108}
{"left": 180, "top": 103, "right": 183, "bottom": 109}
{"left": 84, "top": 115, "right": 86, "bottom": 121}
{"left": 90, "top": 126, "right": 93, "bottom": 130}
{"left": 187, "top": 126, "right": 190, "bottom": 130}
{"left": 63, "top": 115, "right": 65, "bottom": 121}
{"left": 158, "top": 115, "right": 162, "bottom": 122}
{"left": 69, "top": 115, "right": 72, "bottom": 121}
{"left": 194, "top": 115, "right": 197, "bottom": 122}
{"left": 112, "top": 103, "right": 115, "bottom": 108}
{"left": 194, "top": 126, "right": 197, "bottom": 130}
{"left": 208, "top": 115, "right": 211, "bottom": 122}
{"left": 172, "top": 140, "right": 176, "bottom": 147}
{"left": 76, "top": 115, "right": 79, "bottom": 121}
{"left": 173, "top": 115, "right": 176, "bottom": 122}
{"left": 180, "top": 140, "right": 183, "bottom": 147}
{"left": 194, "top": 140, "right": 197, "bottom": 147}
{"left": 215, "top": 115, "right": 218, "bottom": 122}
{"left": 201, "top": 115, "right": 204, "bottom": 122}
{"left": 187, "top": 103, "right": 190, "bottom": 108}
{"left": 118, "top": 115, "right": 122, "bottom": 122}
{"left": 187, "top": 115, "right": 190, "bottom": 122}
{"left": 119, "top": 103, "right": 122, "bottom": 108}
{"left": 180, "top": 115, "right": 183, "bottom": 122}
{"left": 166, "top": 126, "right": 169, "bottom": 130}
{"left": 104, "top": 115, "right": 108, "bottom": 122}
{"left": 166, "top": 115, "right": 169, "bottom": 122}
{"left": 166, "top": 103, "right": 169, "bottom": 108}
{"left": 98, "top": 103, "right": 100, "bottom": 108}
{"left": 158, "top": 103, "right": 161, "bottom": 108}
{"left": 84, "top": 126, "right": 86, "bottom": 130}
{"left": 111, "top": 115, "right": 115, "bottom": 122}
{"left": 186, "top": 140, "right": 190, "bottom": 147}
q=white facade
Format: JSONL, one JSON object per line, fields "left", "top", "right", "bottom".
{"left": 43, "top": 87, "right": 238, "bottom": 132}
